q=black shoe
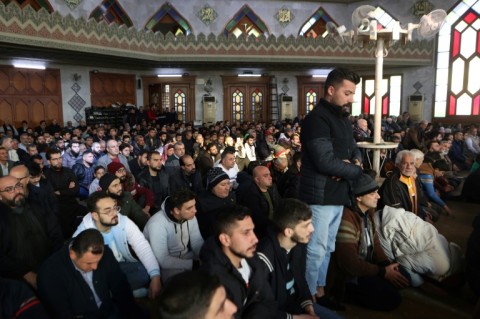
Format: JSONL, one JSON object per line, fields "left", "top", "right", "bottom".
{"left": 316, "top": 296, "right": 346, "bottom": 311}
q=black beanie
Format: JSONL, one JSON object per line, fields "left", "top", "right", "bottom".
{"left": 99, "top": 173, "right": 118, "bottom": 192}
{"left": 353, "top": 173, "right": 379, "bottom": 197}
{"left": 206, "top": 167, "right": 229, "bottom": 191}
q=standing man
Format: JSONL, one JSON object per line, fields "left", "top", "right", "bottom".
{"left": 300, "top": 68, "right": 363, "bottom": 308}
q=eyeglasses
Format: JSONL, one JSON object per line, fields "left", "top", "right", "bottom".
{"left": 0, "top": 183, "right": 23, "bottom": 194}
{"left": 99, "top": 206, "right": 121, "bottom": 216}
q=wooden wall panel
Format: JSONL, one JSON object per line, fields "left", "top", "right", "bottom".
{"left": 90, "top": 72, "right": 136, "bottom": 107}
{"left": 0, "top": 66, "right": 63, "bottom": 128}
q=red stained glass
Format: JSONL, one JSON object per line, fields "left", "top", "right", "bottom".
{"left": 477, "top": 31, "right": 480, "bottom": 54}
{"left": 364, "top": 97, "right": 370, "bottom": 114}
{"left": 473, "top": 96, "right": 480, "bottom": 115}
{"left": 464, "top": 12, "right": 477, "bottom": 24}
{"left": 449, "top": 95, "right": 456, "bottom": 115}
{"left": 452, "top": 30, "right": 461, "bottom": 58}
{"left": 309, "top": 89, "right": 314, "bottom": 94}
{"left": 383, "top": 96, "right": 389, "bottom": 115}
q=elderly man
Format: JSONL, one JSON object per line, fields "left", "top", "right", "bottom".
{"left": 238, "top": 165, "right": 280, "bottom": 239}
{"left": 378, "top": 150, "right": 428, "bottom": 220}
{"left": 164, "top": 142, "right": 185, "bottom": 175}
{"left": 353, "top": 119, "right": 372, "bottom": 142}
{"left": 97, "top": 139, "right": 130, "bottom": 172}
{"left": 0, "top": 146, "right": 14, "bottom": 177}
{"left": 0, "top": 175, "right": 63, "bottom": 288}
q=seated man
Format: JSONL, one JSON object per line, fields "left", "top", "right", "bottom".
{"left": 89, "top": 165, "right": 105, "bottom": 194}
{"left": 143, "top": 189, "right": 204, "bottom": 282}
{"left": 0, "top": 175, "right": 63, "bottom": 288}
{"left": 215, "top": 146, "right": 239, "bottom": 189}
{"left": 328, "top": 174, "right": 407, "bottom": 311}
{"left": 73, "top": 192, "right": 161, "bottom": 299}
{"left": 257, "top": 198, "right": 341, "bottom": 319}
{"left": 72, "top": 150, "right": 95, "bottom": 199}
{"left": 38, "top": 229, "right": 148, "bottom": 319}
{"left": 378, "top": 150, "right": 428, "bottom": 220}
{"left": 200, "top": 205, "right": 276, "bottom": 319}
{"left": 169, "top": 154, "right": 204, "bottom": 194}
{"left": 237, "top": 165, "right": 280, "bottom": 239}
{"left": 99, "top": 173, "right": 150, "bottom": 230}
{"left": 158, "top": 270, "right": 237, "bottom": 319}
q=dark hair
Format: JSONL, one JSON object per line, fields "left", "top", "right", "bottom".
{"left": 158, "top": 271, "right": 222, "bottom": 319}
{"left": 27, "top": 162, "right": 42, "bottom": 177}
{"left": 206, "top": 142, "right": 217, "bottom": 151}
{"left": 214, "top": 205, "right": 251, "bottom": 237}
{"left": 46, "top": 148, "right": 61, "bottom": 160}
{"left": 147, "top": 150, "right": 161, "bottom": 161}
{"left": 30, "top": 154, "right": 43, "bottom": 161}
{"left": 94, "top": 165, "right": 105, "bottom": 174}
{"left": 168, "top": 189, "right": 196, "bottom": 210}
{"left": 221, "top": 147, "right": 235, "bottom": 160}
{"left": 71, "top": 228, "right": 104, "bottom": 257}
{"left": 119, "top": 143, "right": 130, "bottom": 152}
{"left": 324, "top": 67, "right": 361, "bottom": 95}
{"left": 82, "top": 150, "right": 93, "bottom": 157}
{"left": 86, "top": 191, "right": 112, "bottom": 214}
{"left": 273, "top": 198, "right": 312, "bottom": 232}
{"left": 179, "top": 154, "right": 193, "bottom": 167}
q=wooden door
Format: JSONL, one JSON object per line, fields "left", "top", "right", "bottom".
{"left": 222, "top": 76, "right": 271, "bottom": 123}
{"left": 297, "top": 76, "right": 324, "bottom": 116}
{"left": 0, "top": 66, "right": 63, "bottom": 127}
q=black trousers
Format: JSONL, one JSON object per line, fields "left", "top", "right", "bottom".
{"left": 344, "top": 275, "right": 402, "bottom": 311}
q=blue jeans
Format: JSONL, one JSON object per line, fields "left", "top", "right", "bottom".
{"left": 306, "top": 205, "right": 344, "bottom": 295}
{"left": 119, "top": 262, "right": 150, "bottom": 290}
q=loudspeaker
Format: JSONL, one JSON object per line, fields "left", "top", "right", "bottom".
{"left": 137, "top": 79, "right": 142, "bottom": 90}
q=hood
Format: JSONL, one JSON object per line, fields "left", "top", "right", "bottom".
{"left": 161, "top": 196, "right": 186, "bottom": 225}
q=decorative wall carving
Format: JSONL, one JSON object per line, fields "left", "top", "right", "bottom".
{"left": 89, "top": 72, "right": 136, "bottom": 107}
{"left": 0, "top": 3, "right": 435, "bottom": 67}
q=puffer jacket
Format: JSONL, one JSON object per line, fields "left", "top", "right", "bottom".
{"left": 299, "top": 98, "right": 363, "bottom": 205}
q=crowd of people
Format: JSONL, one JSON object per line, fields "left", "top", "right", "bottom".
{"left": 0, "top": 67, "right": 479, "bottom": 319}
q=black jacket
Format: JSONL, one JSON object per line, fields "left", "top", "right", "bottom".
{"left": 299, "top": 98, "right": 362, "bottom": 205}
{"left": 0, "top": 201, "right": 63, "bottom": 279}
{"left": 168, "top": 168, "right": 205, "bottom": 195}
{"left": 200, "top": 237, "right": 276, "bottom": 319}
{"left": 257, "top": 229, "right": 313, "bottom": 319}
{"left": 137, "top": 167, "right": 170, "bottom": 211}
{"left": 378, "top": 168, "right": 428, "bottom": 219}
{"left": 196, "top": 191, "right": 236, "bottom": 239}
{"left": 237, "top": 183, "right": 280, "bottom": 239}
{"left": 38, "top": 245, "right": 144, "bottom": 319}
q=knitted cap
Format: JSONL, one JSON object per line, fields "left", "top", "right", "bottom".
{"left": 353, "top": 174, "right": 379, "bottom": 197}
{"left": 107, "top": 162, "right": 125, "bottom": 174}
{"left": 206, "top": 167, "right": 229, "bottom": 191}
{"left": 99, "top": 173, "right": 118, "bottom": 191}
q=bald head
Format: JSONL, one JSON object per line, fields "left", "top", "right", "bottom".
{"left": 357, "top": 119, "right": 368, "bottom": 131}
{"left": 253, "top": 166, "right": 272, "bottom": 191}
{"left": 0, "top": 175, "right": 25, "bottom": 207}
{"left": 9, "top": 165, "right": 30, "bottom": 194}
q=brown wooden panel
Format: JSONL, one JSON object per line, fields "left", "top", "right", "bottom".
{"left": 30, "top": 98, "right": 46, "bottom": 124}
{"left": 90, "top": 72, "right": 136, "bottom": 107}
{"left": 45, "top": 98, "right": 61, "bottom": 121}
{"left": 12, "top": 71, "right": 28, "bottom": 94}
{"left": 0, "top": 69, "right": 11, "bottom": 94}
{"left": 13, "top": 97, "right": 29, "bottom": 126}
{"left": 0, "top": 97, "right": 13, "bottom": 124}
{"left": 29, "top": 71, "right": 44, "bottom": 94}
{"left": 45, "top": 71, "right": 60, "bottom": 95}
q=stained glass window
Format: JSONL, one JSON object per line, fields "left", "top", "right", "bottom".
{"left": 174, "top": 89, "right": 186, "bottom": 121}
{"left": 162, "top": 85, "right": 170, "bottom": 112}
{"left": 144, "top": 2, "right": 192, "bottom": 36}
{"left": 299, "top": 7, "right": 335, "bottom": 38}
{"left": 232, "top": 89, "right": 244, "bottom": 122}
{"left": 89, "top": 0, "right": 133, "bottom": 27}
{"left": 1, "top": 0, "right": 53, "bottom": 12}
{"left": 251, "top": 89, "right": 263, "bottom": 122}
{"left": 224, "top": 5, "right": 268, "bottom": 38}
{"left": 353, "top": 75, "right": 402, "bottom": 116}
{"left": 435, "top": 0, "right": 480, "bottom": 117}
{"left": 305, "top": 89, "right": 317, "bottom": 113}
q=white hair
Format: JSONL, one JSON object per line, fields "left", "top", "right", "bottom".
{"left": 395, "top": 150, "right": 415, "bottom": 166}
{"left": 410, "top": 149, "right": 424, "bottom": 161}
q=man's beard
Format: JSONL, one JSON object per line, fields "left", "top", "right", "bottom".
{"left": 5, "top": 194, "right": 26, "bottom": 208}
{"left": 150, "top": 166, "right": 162, "bottom": 172}
{"left": 230, "top": 245, "right": 256, "bottom": 259}
{"left": 100, "top": 216, "right": 118, "bottom": 227}
{"left": 291, "top": 232, "right": 310, "bottom": 245}
{"left": 109, "top": 192, "right": 124, "bottom": 201}
{"left": 71, "top": 150, "right": 80, "bottom": 157}
{"left": 119, "top": 176, "right": 127, "bottom": 183}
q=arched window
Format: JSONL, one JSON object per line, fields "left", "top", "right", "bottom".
{"left": 251, "top": 89, "right": 263, "bottom": 122}
{"left": 358, "top": 75, "right": 402, "bottom": 116}
{"left": 1, "top": 0, "right": 53, "bottom": 12}
{"left": 305, "top": 89, "right": 317, "bottom": 113}
{"left": 232, "top": 89, "right": 244, "bottom": 122}
{"left": 299, "top": 7, "right": 336, "bottom": 38}
{"left": 89, "top": 0, "right": 133, "bottom": 27}
{"left": 435, "top": 1, "right": 480, "bottom": 119}
{"left": 145, "top": 2, "right": 192, "bottom": 36}
{"left": 224, "top": 5, "right": 268, "bottom": 38}
{"left": 174, "top": 89, "right": 186, "bottom": 121}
